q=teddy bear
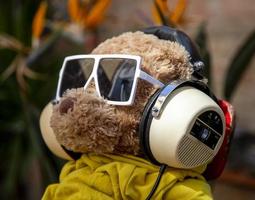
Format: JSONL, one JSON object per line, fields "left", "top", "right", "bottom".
{"left": 40, "top": 26, "right": 233, "bottom": 200}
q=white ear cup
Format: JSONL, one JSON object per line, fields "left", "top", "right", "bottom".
{"left": 149, "top": 86, "right": 225, "bottom": 168}
{"left": 39, "top": 103, "right": 73, "bottom": 160}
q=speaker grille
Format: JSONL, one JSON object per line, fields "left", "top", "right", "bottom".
{"left": 177, "top": 135, "right": 214, "bottom": 168}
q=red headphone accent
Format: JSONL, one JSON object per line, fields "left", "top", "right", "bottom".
{"left": 203, "top": 100, "right": 235, "bottom": 180}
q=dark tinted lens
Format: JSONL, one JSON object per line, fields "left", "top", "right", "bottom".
{"left": 59, "top": 58, "right": 94, "bottom": 97}
{"left": 97, "top": 58, "right": 136, "bottom": 102}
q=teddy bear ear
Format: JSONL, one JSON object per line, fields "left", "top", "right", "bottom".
{"left": 143, "top": 26, "right": 205, "bottom": 80}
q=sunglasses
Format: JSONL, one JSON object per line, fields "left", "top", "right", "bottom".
{"left": 56, "top": 54, "right": 164, "bottom": 105}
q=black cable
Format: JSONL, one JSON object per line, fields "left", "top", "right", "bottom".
{"left": 145, "top": 164, "right": 167, "bottom": 200}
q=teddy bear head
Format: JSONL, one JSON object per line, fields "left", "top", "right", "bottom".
{"left": 50, "top": 29, "right": 195, "bottom": 156}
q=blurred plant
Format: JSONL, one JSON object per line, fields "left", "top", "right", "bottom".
{"left": 32, "top": 0, "right": 111, "bottom": 48}
{"left": 68, "top": 0, "right": 111, "bottom": 30}
{"left": 196, "top": 26, "right": 255, "bottom": 100}
{"left": 151, "top": 0, "right": 255, "bottom": 97}
{"left": 193, "top": 20, "right": 255, "bottom": 188}
{"left": 0, "top": 1, "right": 111, "bottom": 199}
{"left": 220, "top": 29, "right": 255, "bottom": 187}
{"left": 32, "top": 1, "right": 48, "bottom": 47}
{"left": 194, "top": 23, "right": 212, "bottom": 86}
{"left": 152, "top": 0, "right": 188, "bottom": 27}
{"left": 151, "top": 0, "right": 212, "bottom": 84}
{"left": 223, "top": 29, "right": 255, "bottom": 100}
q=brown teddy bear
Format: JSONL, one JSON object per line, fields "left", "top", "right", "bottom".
{"left": 40, "top": 26, "right": 229, "bottom": 200}
{"left": 51, "top": 30, "right": 194, "bottom": 156}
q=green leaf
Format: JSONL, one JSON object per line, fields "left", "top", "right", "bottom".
{"left": 223, "top": 29, "right": 255, "bottom": 100}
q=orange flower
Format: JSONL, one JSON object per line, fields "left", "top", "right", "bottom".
{"left": 152, "top": 0, "right": 188, "bottom": 27}
{"left": 68, "top": 0, "right": 111, "bottom": 29}
{"left": 32, "top": 1, "right": 48, "bottom": 41}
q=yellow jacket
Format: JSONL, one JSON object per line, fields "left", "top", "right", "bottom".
{"left": 42, "top": 154, "right": 213, "bottom": 200}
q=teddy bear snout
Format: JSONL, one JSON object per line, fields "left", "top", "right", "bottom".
{"left": 59, "top": 97, "right": 76, "bottom": 114}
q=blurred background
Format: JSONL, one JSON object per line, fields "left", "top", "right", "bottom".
{"left": 0, "top": 0, "right": 254, "bottom": 199}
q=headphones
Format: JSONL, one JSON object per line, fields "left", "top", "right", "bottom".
{"left": 138, "top": 26, "right": 226, "bottom": 169}
{"left": 139, "top": 79, "right": 225, "bottom": 169}
{"left": 39, "top": 26, "right": 232, "bottom": 173}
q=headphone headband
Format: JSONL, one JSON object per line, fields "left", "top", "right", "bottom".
{"left": 151, "top": 80, "right": 218, "bottom": 119}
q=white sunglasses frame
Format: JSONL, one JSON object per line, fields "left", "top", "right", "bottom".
{"left": 56, "top": 54, "right": 164, "bottom": 106}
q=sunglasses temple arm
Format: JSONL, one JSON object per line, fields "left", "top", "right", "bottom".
{"left": 139, "top": 70, "right": 164, "bottom": 88}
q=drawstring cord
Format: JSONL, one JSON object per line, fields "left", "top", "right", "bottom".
{"left": 145, "top": 164, "right": 167, "bottom": 200}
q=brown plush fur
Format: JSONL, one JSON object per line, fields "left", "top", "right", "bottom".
{"left": 51, "top": 31, "right": 193, "bottom": 155}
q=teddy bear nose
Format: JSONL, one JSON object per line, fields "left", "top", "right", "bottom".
{"left": 59, "top": 97, "right": 76, "bottom": 114}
